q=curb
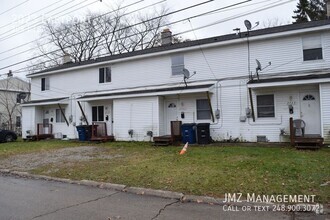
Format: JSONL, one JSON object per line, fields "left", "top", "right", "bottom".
{"left": 0, "top": 169, "right": 328, "bottom": 214}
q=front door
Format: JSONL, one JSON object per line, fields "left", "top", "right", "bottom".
{"left": 300, "top": 91, "right": 321, "bottom": 135}
{"left": 165, "top": 99, "right": 178, "bottom": 135}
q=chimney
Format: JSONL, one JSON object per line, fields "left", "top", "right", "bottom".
{"left": 63, "top": 52, "right": 72, "bottom": 64}
{"left": 161, "top": 28, "right": 172, "bottom": 46}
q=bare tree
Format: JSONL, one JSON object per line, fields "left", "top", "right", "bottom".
{"left": 29, "top": 3, "right": 169, "bottom": 73}
{"left": 261, "top": 17, "right": 291, "bottom": 28}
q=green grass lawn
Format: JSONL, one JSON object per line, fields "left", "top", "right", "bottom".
{"left": 0, "top": 140, "right": 329, "bottom": 203}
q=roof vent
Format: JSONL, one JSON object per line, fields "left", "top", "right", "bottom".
{"left": 161, "top": 28, "right": 172, "bottom": 46}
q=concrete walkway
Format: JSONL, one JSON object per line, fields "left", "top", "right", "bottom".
{"left": 0, "top": 173, "right": 328, "bottom": 220}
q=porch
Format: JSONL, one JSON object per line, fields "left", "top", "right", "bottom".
{"left": 289, "top": 117, "right": 324, "bottom": 149}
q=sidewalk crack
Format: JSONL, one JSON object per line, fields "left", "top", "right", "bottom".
{"left": 151, "top": 200, "right": 180, "bottom": 220}
{"left": 31, "top": 191, "right": 120, "bottom": 219}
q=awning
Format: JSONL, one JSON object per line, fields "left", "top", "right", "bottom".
{"left": 247, "top": 72, "right": 330, "bottom": 88}
{"left": 21, "top": 97, "right": 69, "bottom": 107}
{"left": 77, "top": 83, "right": 214, "bottom": 101}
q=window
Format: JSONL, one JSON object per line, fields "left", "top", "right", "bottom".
{"left": 16, "top": 116, "right": 21, "bottom": 127}
{"left": 196, "top": 99, "right": 211, "bottom": 120}
{"left": 302, "top": 36, "right": 323, "bottom": 61}
{"left": 41, "top": 77, "right": 50, "bottom": 91}
{"left": 171, "top": 55, "right": 184, "bottom": 75}
{"left": 99, "top": 67, "right": 111, "bottom": 83}
{"left": 257, "top": 95, "right": 275, "bottom": 118}
{"left": 16, "top": 94, "right": 21, "bottom": 103}
{"left": 56, "top": 109, "right": 65, "bottom": 123}
{"left": 303, "top": 94, "right": 315, "bottom": 101}
{"left": 92, "top": 106, "right": 104, "bottom": 121}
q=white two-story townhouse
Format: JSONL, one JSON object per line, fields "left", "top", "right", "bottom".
{"left": 22, "top": 19, "right": 330, "bottom": 143}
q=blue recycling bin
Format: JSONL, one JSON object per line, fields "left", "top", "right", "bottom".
{"left": 181, "top": 123, "right": 196, "bottom": 144}
{"left": 76, "top": 125, "right": 92, "bottom": 141}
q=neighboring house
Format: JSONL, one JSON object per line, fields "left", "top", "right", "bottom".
{"left": 0, "top": 76, "right": 30, "bottom": 134}
{"left": 22, "top": 20, "right": 330, "bottom": 143}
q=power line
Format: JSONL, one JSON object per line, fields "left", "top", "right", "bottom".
{"left": 0, "top": 0, "right": 157, "bottom": 62}
{"left": 0, "top": 0, "right": 216, "bottom": 71}
{"left": 0, "top": 0, "right": 94, "bottom": 41}
{"left": 0, "top": 0, "right": 144, "bottom": 56}
{"left": 0, "top": 0, "right": 67, "bottom": 30}
{"left": 10, "top": 0, "right": 290, "bottom": 74}
{"left": 0, "top": 0, "right": 29, "bottom": 17}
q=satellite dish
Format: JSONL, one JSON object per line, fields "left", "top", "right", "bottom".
{"left": 256, "top": 59, "right": 262, "bottom": 72}
{"left": 183, "top": 68, "right": 190, "bottom": 79}
{"left": 244, "top": 20, "right": 252, "bottom": 31}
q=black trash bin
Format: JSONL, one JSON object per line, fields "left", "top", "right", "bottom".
{"left": 181, "top": 123, "right": 196, "bottom": 144}
{"left": 197, "top": 123, "right": 210, "bottom": 144}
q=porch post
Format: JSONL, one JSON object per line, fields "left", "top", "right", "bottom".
{"left": 289, "top": 117, "right": 294, "bottom": 147}
{"left": 77, "top": 101, "right": 89, "bottom": 125}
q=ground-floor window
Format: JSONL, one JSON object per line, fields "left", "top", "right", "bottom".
{"left": 92, "top": 106, "right": 104, "bottom": 121}
{"left": 196, "top": 99, "right": 211, "bottom": 120}
{"left": 56, "top": 109, "right": 65, "bottom": 123}
{"left": 257, "top": 94, "right": 275, "bottom": 118}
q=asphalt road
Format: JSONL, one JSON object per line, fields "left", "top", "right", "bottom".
{"left": 0, "top": 174, "right": 326, "bottom": 220}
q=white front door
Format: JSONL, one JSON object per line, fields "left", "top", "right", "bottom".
{"left": 300, "top": 91, "right": 321, "bottom": 135}
{"left": 165, "top": 99, "right": 178, "bottom": 134}
{"left": 104, "top": 105, "right": 113, "bottom": 135}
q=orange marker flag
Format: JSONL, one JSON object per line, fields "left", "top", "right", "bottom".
{"left": 180, "top": 142, "right": 189, "bottom": 155}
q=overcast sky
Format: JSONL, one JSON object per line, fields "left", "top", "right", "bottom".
{"left": 0, "top": 0, "right": 298, "bottom": 78}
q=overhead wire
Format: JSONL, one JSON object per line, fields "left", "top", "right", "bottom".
{"left": 0, "top": 0, "right": 161, "bottom": 62}
{"left": 10, "top": 0, "right": 296, "bottom": 74}
{"left": 0, "top": 0, "right": 216, "bottom": 71}
{"left": 0, "top": 0, "right": 67, "bottom": 30}
{"left": 0, "top": 0, "right": 30, "bottom": 17}
{"left": 0, "top": 0, "right": 95, "bottom": 41}
{"left": 0, "top": 0, "right": 144, "bottom": 56}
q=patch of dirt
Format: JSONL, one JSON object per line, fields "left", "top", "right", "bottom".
{"left": 0, "top": 146, "right": 123, "bottom": 171}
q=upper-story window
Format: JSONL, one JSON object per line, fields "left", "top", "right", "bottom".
{"left": 257, "top": 94, "right": 275, "bottom": 118}
{"left": 171, "top": 54, "right": 184, "bottom": 76}
{"left": 99, "top": 67, "right": 111, "bottom": 83}
{"left": 41, "top": 77, "right": 50, "bottom": 91}
{"left": 302, "top": 35, "right": 323, "bottom": 61}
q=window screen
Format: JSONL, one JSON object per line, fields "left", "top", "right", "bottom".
{"left": 171, "top": 55, "right": 184, "bottom": 75}
{"left": 41, "top": 78, "right": 50, "bottom": 91}
{"left": 302, "top": 36, "right": 323, "bottom": 61}
{"left": 56, "top": 109, "right": 65, "bottom": 123}
{"left": 257, "top": 95, "right": 275, "bottom": 118}
{"left": 196, "top": 99, "right": 211, "bottom": 120}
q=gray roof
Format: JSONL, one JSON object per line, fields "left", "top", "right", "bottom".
{"left": 28, "top": 20, "right": 330, "bottom": 76}
{"left": 23, "top": 97, "right": 68, "bottom": 105}
{"left": 78, "top": 84, "right": 214, "bottom": 100}
{"left": 248, "top": 72, "right": 330, "bottom": 84}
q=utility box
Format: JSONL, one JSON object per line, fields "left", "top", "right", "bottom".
{"left": 181, "top": 123, "right": 196, "bottom": 144}
{"left": 197, "top": 123, "right": 211, "bottom": 144}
